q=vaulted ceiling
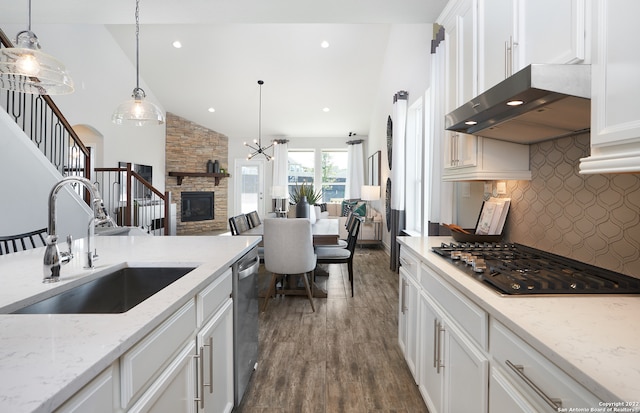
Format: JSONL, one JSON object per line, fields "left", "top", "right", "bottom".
{"left": 2, "top": 0, "right": 447, "bottom": 140}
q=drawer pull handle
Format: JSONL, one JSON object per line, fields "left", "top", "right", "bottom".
{"left": 506, "top": 360, "right": 562, "bottom": 410}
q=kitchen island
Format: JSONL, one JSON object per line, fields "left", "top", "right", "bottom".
{"left": 398, "top": 236, "right": 640, "bottom": 411}
{"left": 0, "top": 235, "right": 261, "bottom": 413}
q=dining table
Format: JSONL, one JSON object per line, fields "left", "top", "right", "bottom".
{"left": 237, "top": 218, "right": 341, "bottom": 298}
{"left": 240, "top": 217, "right": 340, "bottom": 246}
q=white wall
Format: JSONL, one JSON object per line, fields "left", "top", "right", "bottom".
{"left": 0, "top": 110, "right": 91, "bottom": 238}
{"left": 365, "top": 24, "right": 434, "bottom": 249}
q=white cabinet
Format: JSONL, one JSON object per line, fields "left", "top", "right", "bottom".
{"left": 442, "top": 136, "right": 531, "bottom": 181}
{"left": 128, "top": 340, "right": 198, "bottom": 413}
{"left": 398, "top": 249, "right": 420, "bottom": 379}
{"left": 580, "top": 0, "right": 640, "bottom": 174}
{"left": 490, "top": 319, "right": 601, "bottom": 411}
{"left": 196, "top": 299, "right": 234, "bottom": 413}
{"left": 478, "top": 0, "right": 587, "bottom": 92}
{"left": 55, "top": 365, "right": 117, "bottom": 413}
{"left": 489, "top": 366, "right": 540, "bottom": 413}
{"left": 417, "top": 264, "right": 488, "bottom": 413}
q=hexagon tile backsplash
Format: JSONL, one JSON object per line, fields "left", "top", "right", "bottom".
{"left": 504, "top": 133, "right": 640, "bottom": 278}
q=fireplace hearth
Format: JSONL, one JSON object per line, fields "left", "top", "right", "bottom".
{"left": 181, "top": 192, "right": 214, "bottom": 222}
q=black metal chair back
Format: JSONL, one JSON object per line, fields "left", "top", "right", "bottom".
{"left": 229, "top": 215, "right": 251, "bottom": 235}
{"left": 0, "top": 228, "right": 48, "bottom": 255}
{"left": 246, "top": 211, "right": 261, "bottom": 228}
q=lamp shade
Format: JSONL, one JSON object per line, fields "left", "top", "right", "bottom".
{"left": 0, "top": 31, "right": 74, "bottom": 95}
{"left": 361, "top": 185, "right": 380, "bottom": 201}
{"left": 272, "top": 185, "right": 287, "bottom": 198}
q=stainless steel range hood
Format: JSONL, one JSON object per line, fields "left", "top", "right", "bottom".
{"left": 445, "top": 64, "right": 591, "bottom": 144}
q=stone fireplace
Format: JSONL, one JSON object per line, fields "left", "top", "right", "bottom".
{"left": 166, "top": 113, "right": 228, "bottom": 235}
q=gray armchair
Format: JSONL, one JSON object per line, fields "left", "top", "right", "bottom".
{"left": 262, "top": 218, "right": 317, "bottom": 312}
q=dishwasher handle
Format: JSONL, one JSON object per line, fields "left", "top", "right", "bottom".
{"left": 238, "top": 254, "right": 260, "bottom": 280}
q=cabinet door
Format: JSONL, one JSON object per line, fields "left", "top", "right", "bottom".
{"left": 519, "top": 0, "right": 586, "bottom": 66}
{"left": 197, "top": 299, "right": 234, "bottom": 413}
{"left": 478, "top": 0, "right": 516, "bottom": 91}
{"left": 581, "top": 0, "right": 640, "bottom": 174}
{"left": 128, "top": 340, "right": 197, "bottom": 413}
{"left": 418, "top": 292, "right": 444, "bottom": 413}
{"left": 443, "top": 322, "right": 488, "bottom": 413}
{"left": 55, "top": 365, "right": 116, "bottom": 413}
{"left": 443, "top": 132, "right": 478, "bottom": 170}
{"left": 398, "top": 268, "right": 419, "bottom": 379}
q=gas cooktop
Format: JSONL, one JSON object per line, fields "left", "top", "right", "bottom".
{"left": 432, "top": 242, "right": 640, "bottom": 295}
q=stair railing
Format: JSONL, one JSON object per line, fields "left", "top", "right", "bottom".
{"left": 0, "top": 28, "right": 91, "bottom": 180}
{"left": 94, "top": 163, "right": 171, "bottom": 236}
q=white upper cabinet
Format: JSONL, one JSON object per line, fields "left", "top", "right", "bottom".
{"left": 580, "top": 0, "right": 640, "bottom": 174}
{"left": 478, "top": 0, "right": 587, "bottom": 92}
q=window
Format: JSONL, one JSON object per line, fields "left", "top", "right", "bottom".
{"left": 320, "top": 150, "right": 348, "bottom": 202}
{"left": 287, "top": 150, "right": 315, "bottom": 196}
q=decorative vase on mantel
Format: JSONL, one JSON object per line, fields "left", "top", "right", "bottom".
{"left": 296, "top": 197, "right": 310, "bottom": 218}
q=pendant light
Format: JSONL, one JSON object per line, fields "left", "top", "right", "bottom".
{"left": 0, "top": 0, "right": 74, "bottom": 95}
{"left": 112, "top": 0, "right": 165, "bottom": 126}
{"left": 244, "top": 80, "right": 276, "bottom": 161}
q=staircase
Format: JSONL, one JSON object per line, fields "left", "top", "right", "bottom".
{"left": 0, "top": 28, "right": 171, "bottom": 235}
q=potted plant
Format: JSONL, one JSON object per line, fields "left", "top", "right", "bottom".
{"left": 290, "top": 182, "right": 322, "bottom": 218}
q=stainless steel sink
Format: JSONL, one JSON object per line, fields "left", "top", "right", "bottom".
{"left": 12, "top": 267, "right": 195, "bottom": 314}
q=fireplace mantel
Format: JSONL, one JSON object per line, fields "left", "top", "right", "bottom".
{"left": 168, "top": 171, "right": 231, "bottom": 186}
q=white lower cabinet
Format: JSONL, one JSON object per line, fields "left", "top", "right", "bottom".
{"left": 489, "top": 366, "right": 540, "bottom": 413}
{"left": 55, "top": 364, "right": 118, "bottom": 413}
{"left": 418, "top": 288, "right": 488, "bottom": 413}
{"left": 490, "top": 319, "right": 601, "bottom": 411}
{"left": 399, "top": 250, "right": 420, "bottom": 380}
{"left": 128, "top": 340, "right": 198, "bottom": 413}
{"left": 196, "top": 298, "right": 234, "bottom": 413}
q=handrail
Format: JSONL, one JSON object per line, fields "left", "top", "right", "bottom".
{"left": 94, "top": 164, "right": 171, "bottom": 235}
{"left": 0, "top": 27, "right": 91, "bottom": 181}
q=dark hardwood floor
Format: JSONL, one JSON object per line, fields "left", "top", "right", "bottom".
{"left": 235, "top": 247, "right": 429, "bottom": 413}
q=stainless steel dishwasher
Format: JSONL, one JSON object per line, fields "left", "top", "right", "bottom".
{"left": 232, "top": 246, "right": 260, "bottom": 407}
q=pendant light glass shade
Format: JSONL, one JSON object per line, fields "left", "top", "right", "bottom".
{"left": 112, "top": 0, "right": 165, "bottom": 126}
{"left": 0, "top": 8, "right": 74, "bottom": 95}
{"left": 112, "top": 87, "right": 164, "bottom": 126}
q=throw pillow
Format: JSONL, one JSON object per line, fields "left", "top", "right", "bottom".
{"left": 341, "top": 200, "right": 358, "bottom": 216}
{"left": 353, "top": 202, "right": 366, "bottom": 217}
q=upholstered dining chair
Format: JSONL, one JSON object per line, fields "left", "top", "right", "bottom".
{"left": 246, "top": 211, "right": 261, "bottom": 228}
{"left": 315, "top": 216, "right": 362, "bottom": 297}
{"left": 0, "top": 228, "right": 48, "bottom": 255}
{"left": 229, "top": 214, "right": 251, "bottom": 235}
{"left": 262, "top": 218, "right": 317, "bottom": 312}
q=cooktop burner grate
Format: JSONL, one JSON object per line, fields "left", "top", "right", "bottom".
{"left": 431, "top": 242, "right": 640, "bottom": 295}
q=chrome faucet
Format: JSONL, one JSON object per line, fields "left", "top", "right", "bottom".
{"left": 43, "top": 177, "right": 113, "bottom": 282}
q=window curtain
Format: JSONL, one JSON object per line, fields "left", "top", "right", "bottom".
{"left": 346, "top": 139, "right": 364, "bottom": 199}
{"left": 390, "top": 91, "right": 408, "bottom": 272}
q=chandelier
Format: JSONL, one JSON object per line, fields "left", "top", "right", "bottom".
{"left": 0, "top": 0, "right": 74, "bottom": 95}
{"left": 245, "top": 80, "right": 276, "bottom": 161}
{"left": 112, "top": 0, "right": 165, "bottom": 126}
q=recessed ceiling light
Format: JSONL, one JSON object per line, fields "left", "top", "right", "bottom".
{"left": 208, "top": 107, "right": 215, "bottom": 113}
{"left": 507, "top": 100, "right": 524, "bottom": 106}
{"left": 172, "top": 41, "right": 182, "bottom": 49}
{"left": 320, "top": 40, "right": 330, "bottom": 48}
{"left": 323, "top": 107, "right": 330, "bottom": 112}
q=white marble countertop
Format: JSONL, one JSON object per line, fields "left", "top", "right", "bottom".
{"left": 0, "top": 235, "right": 261, "bottom": 413}
{"left": 398, "top": 236, "right": 640, "bottom": 404}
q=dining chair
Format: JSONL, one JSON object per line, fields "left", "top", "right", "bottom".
{"left": 315, "top": 216, "right": 362, "bottom": 297}
{"left": 246, "top": 211, "right": 261, "bottom": 228}
{"left": 229, "top": 214, "right": 251, "bottom": 235}
{"left": 0, "top": 228, "right": 48, "bottom": 255}
{"left": 262, "top": 218, "right": 317, "bottom": 312}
